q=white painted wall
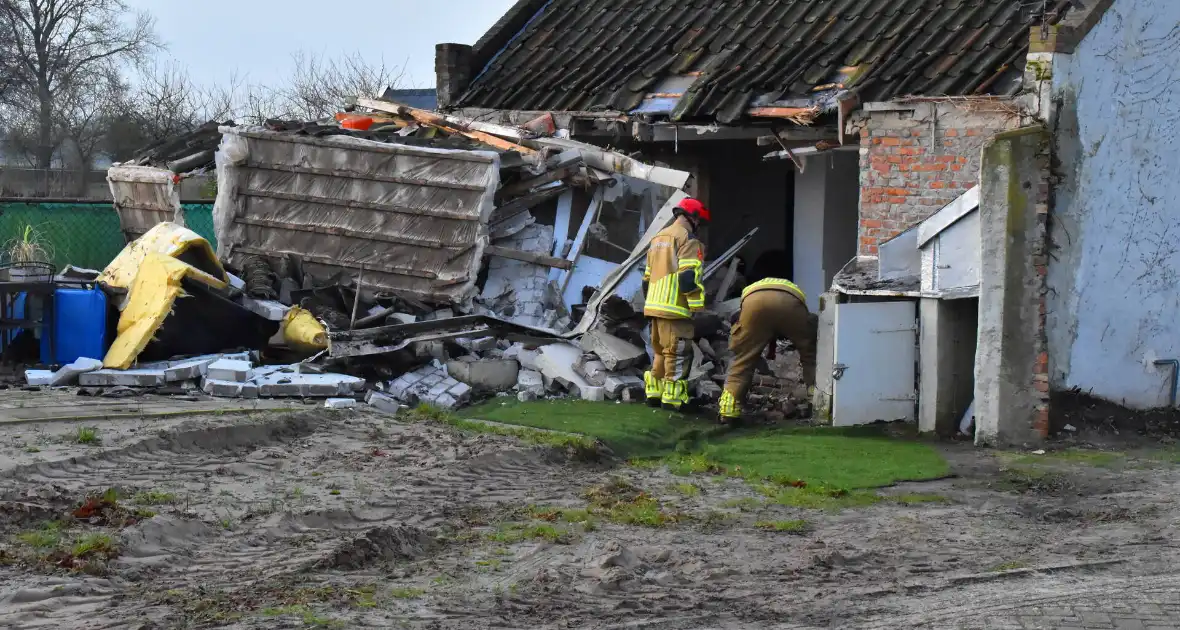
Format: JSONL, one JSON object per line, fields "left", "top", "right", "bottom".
{"left": 793, "top": 160, "right": 826, "bottom": 312}
{"left": 1048, "top": 0, "right": 1180, "bottom": 408}
{"left": 793, "top": 151, "right": 860, "bottom": 312}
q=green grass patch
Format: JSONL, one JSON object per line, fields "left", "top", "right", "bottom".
{"left": 133, "top": 491, "right": 177, "bottom": 505}
{"left": 755, "top": 519, "right": 808, "bottom": 533}
{"left": 1002, "top": 449, "right": 1124, "bottom": 468}
{"left": 74, "top": 427, "right": 100, "bottom": 445}
{"left": 672, "top": 482, "right": 701, "bottom": 497}
{"left": 766, "top": 486, "right": 882, "bottom": 511}
{"left": 390, "top": 587, "right": 425, "bottom": 599}
{"left": 407, "top": 404, "right": 600, "bottom": 455}
{"left": 584, "top": 478, "right": 682, "bottom": 527}
{"left": 465, "top": 401, "right": 949, "bottom": 490}
{"left": 465, "top": 399, "right": 708, "bottom": 459}
{"left": 721, "top": 497, "right": 761, "bottom": 511}
{"left": 486, "top": 522, "right": 566, "bottom": 544}
{"left": 70, "top": 534, "right": 115, "bottom": 558}
{"left": 16, "top": 521, "right": 65, "bottom": 549}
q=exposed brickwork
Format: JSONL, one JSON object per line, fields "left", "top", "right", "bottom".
{"left": 1031, "top": 141, "right": 1052, "bottom": 437}
{"left": 854, "top": 103, "right": 1020, "bottom": 255}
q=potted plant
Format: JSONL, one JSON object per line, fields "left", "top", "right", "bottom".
{"left": 2, "top": 224, "right": 55, "bottom": 282}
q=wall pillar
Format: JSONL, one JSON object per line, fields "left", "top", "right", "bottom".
{"left": 974, "top": 127, "right": 1051, "bottom": 445}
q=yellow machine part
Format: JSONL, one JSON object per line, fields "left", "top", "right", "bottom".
{"left": 99, "top": 222, "right": 227, "bottom": 291}
{"left": 281, "top": 306, "right": 328, "bottom": 353}
{"left": 102, "top": 252, "right": 227, "bottom": 369}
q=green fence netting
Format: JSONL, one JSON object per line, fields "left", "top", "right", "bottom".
{"left": 0, "top": 202, "right": 216, "bottom": 272}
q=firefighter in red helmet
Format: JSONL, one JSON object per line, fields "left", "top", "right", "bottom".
{"left": 641, "top": 197, "right": 710, "bottom": 410}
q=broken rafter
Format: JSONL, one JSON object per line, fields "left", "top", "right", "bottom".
{"left": 356, "top": 97, "right": 536, "bottom": 155}
{"left": 746, "top": 106, "right": 821, "bottom": 125}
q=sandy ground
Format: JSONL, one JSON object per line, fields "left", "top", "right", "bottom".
{"left": 0, "top": 408, "right": 1179, "bottom": 629}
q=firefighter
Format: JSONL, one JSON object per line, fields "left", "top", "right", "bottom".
{"left": 642, "top": 197, "right": 709, "bottom": 410}
{"left": 719, "top": 277, "right": 817, "bottom": 422}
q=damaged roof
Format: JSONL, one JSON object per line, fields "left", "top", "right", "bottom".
{"left": 458, "top": 0, "right": 1072, "bottom": 124}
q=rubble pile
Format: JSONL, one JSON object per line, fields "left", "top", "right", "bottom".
{"left": 10, "top": 97, "right": 808, "bottom": 421}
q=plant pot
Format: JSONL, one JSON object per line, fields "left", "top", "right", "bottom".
{"left": 0, "top": 262, "right": 55, "bottom": 283}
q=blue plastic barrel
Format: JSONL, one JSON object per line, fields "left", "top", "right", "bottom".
{"left": 50, "top": 287, "right": 108, "bottom": 364}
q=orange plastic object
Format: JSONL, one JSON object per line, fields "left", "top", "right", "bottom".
{"left": 340, "top": 115, "right": 374, "bottom": 131}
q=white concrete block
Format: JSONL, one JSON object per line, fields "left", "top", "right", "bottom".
{"left": 252, "top": 371, "right": 364, "bottom": 398}
{"left": 202, "top": 378, "right": 259, "bottom": 399}
{"left": 516, "top": 369, "right": 545, "bottom": 396}
{"left": 517, "top": 390, "right": 539, "bottom": 402}
{"left": 49, "top": 357, "right": 104, "bottom": 386}
{"left": 447, "top": 358, "right": 519, "bottom": 391}
{"left": 517, "top": 349, "right": 543, "bottom": 371}
{"left": 79, "top": 368, "right": 167, "bottom": 387}
{"left": 366, "top": 391, "right": 404, "bottom": 414}
{"left": 164, "top": 357, "right": 220, "bottom": 382}
{"left": 536, "top": 343, "right": 592, "bottom": 393}
{"left": 388, "top": 313, "right": 418, "bottom": 325}
{"left": 24, "top": 370, "right": 53, "bottom": 386}
{"left": 603, "top": 374, "right": 645, "bottom": 400}
{"left": 448, "top": 381, "right": 473, "bottom": 403}
{"left": 241, "top": 297, "right": 290, "bottom": 321}
{"left": 207, "top": 359, "right": 251, "bottom": 383}
{"left": 581, "top": 329, "right": 646, "bottom": 371}
{"left": 324, "top": 398, "right": 357, "bottom": 409}
{"left": 580, "top": 385, "right": 606, "bottom": 402}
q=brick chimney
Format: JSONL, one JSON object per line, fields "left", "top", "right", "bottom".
{"left": 435, "top": 44, "right": 474, "bottom": 110}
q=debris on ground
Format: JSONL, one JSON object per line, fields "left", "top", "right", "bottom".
{"left": 7, "top": 98, "right": 807, "bottom": 421}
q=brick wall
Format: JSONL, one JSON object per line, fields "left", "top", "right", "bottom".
{"left": 854, "top": 102, "right": 1020, "bottom": 255}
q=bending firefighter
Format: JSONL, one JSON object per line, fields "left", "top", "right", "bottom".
{"left": 642, "top": 197, "right": 709, "bottom": 410}
{"left": 719, "top": 278, "right": 817, "bottom": 422}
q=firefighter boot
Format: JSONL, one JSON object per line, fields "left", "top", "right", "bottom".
{"left": 643, "top": 371, "right": 662, "bottom": 408}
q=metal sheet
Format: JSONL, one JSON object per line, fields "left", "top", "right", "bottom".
{"left": 214, "top": 127, "right": 500, "bottom": 305}
{"left": 833, "top": 300, "right": 917, "bottom": 426}
{"left": 932, "top": 210, "right": 981, "bottom": 294}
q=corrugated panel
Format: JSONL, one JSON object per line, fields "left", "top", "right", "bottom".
{"left": 459, "top": 0, "right": 1055, "bottom": 122}
{"left": 214, "top": 128, "right": 500, "bottom": 305}
{"left": 106, "top": 165, "right": 183, "bottom": 243}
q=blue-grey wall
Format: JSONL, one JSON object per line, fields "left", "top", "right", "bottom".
{"left": 1048, "top": 0, "right": 1180, "bottom": 408}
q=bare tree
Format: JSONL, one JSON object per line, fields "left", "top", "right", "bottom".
{"left": 272, "top": 51, "right": 406, "bottom": 121}
{"left": 0, "top": 0, "right": 158, "bottom": 169}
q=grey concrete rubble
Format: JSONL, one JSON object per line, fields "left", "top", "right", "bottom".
{"left": 252, "top": 371, "right": 365, "bottom": 398}
{"left": 536, "top": 343, "right": 592, "bottom": 394}
{"left": 49, "top": 357, "right": 104, "bottom": 387}
{"left": 24, "top": 370, "right": 53, "bottom": 386}
{"left": 240, "top": 297, "right": 290, "bottom": 321}
{"left": 515, "top": 369, "right": 546, "bottom": 397}
{"left": 206, "top": 359, "right": 252, "bottom": 383}
{"left": 603, "top": 374, "right": 645, "bottom": 400}
{"left": 580, "top": 329, "right": 646, "bottom": 371}
{"left": 572, "top": 355, "right": 610, "bottom": 386}
{"left": 365, "top": 391, "right": 404, "bottom": 414}
{"left": 79, "top": 368, "right": 168, "bottom": 388}
{"left": 447, "top": 357, "right": 520, "bottom": 391}
{"left": 324, "top": 398, "right": 357, "bottom": 409}
{"left": 387, "top": 363, "right": 473, "bottom": 411}
{"left": 202, "top": 379, "right": 259, "bottom": 399}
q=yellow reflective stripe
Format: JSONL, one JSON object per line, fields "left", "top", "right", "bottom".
{"left": 645, "top": 304, "right": 690, "bottom": 317}
{"left": 742, "top": 278, "right": 807, "bottom": 303}
{"left": 677, "top": 258, "right": 702, "bottom": 270}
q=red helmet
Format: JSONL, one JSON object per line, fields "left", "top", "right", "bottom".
{"left": 676, "top": 197, "right": 711, "bottom": 223}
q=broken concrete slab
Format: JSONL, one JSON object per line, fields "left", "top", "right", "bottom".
{"left": 697, "top": 380, "right": 722, "bottom": 401}
{"left": 324, "top": 398, "right": 357, "bottom": 409}
{"left": 603, "top": 374, "right": 645, "bottom": 400}
{"left": 24, "top": 370, "right": 54, "bottom": 386}
{"left": 580, "top": 329, "right": 646, "bottom": 371}
{"left": 366, "top": 390, "right": 404, "bottom": 414}
{"left": 251, "top": 371, "right": 365, "bottom": 398}
{"left": 79, "top": 368, "right": 167, "bottom": 388}
{"left": 202, "top": 378, "right": 260, "bottom": 399}
{"left": 573, "top": 356, "right": 609, "bottom": 387}
{"left": 518, "top": 390, "right": 539, "bottom": 402}
{"left": 516, "top": 369, "right": 545, "bottom": 397}
{"left": 49, "top": 357, "right": 104, "bottom": 387}
{"left": 207, "top": 359, "right": 251, "bottom": 383}
{"left": 388, "top": 312, "right": 418, "bottom": 325}
{"left": 536, "top": 343, "right": 592, "bottom": 394}
{"left": 580, "top": 385, "right": 606, "bottom": 402}
{"left": 447, "top": 357, "right": 520, "bottom": 391}
{"left": 457, "top": 336, "right": 498, "bottom": 353}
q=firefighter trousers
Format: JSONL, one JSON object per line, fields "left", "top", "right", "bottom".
{"left": 645, "top": 317, "right": 695, "bottom": 409}
{"left": 721, "top": 290, "right": 816, "bottom": 418}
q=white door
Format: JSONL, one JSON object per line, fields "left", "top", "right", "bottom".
{"left": 832, "top": 301, "right": 917, "bottom": 426}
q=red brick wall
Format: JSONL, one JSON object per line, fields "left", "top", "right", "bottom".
{"left": 854, "top": 103, "right": 1020, "bottom": 255}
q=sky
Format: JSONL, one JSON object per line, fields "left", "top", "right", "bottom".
{"left": 123, "top": 0, "right": 519, "bottom": 89}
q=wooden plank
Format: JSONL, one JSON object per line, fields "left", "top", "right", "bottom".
{"left": 237, "top": 188, "right": 479, "bottom": 222}
{"left": 357, "top": 97, "right": 528, "bottom": 141}
{"left": 356, "top": 97, "right": 536, "bottom": 155}
{"left": 485, "top": 246, "right": 573, "bottom": 270}
{"left": 245, "top": 161, "right": 488, "bottom": 192}
{"left": 747, "top": 106, "right": 821, "bottom": 121}
{"left": 497, "top": 157, "right": 583, "bottom": 199}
